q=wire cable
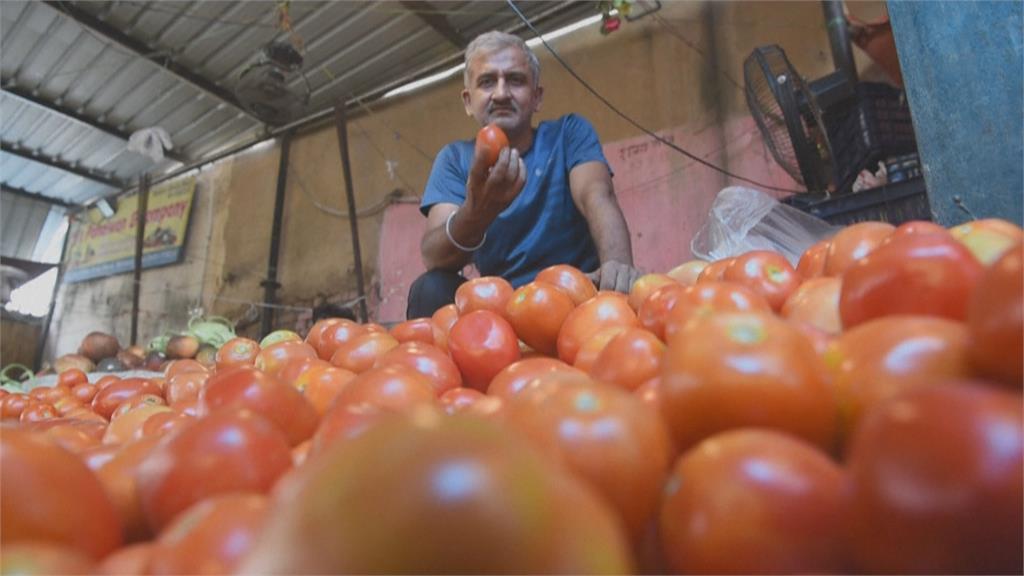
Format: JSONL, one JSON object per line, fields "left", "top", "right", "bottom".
{"left": 505, "top": 0, "right": 803, "bottom": 195}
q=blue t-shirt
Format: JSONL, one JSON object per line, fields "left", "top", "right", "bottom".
{"left": 421, "top": 113, "right": 607, "bottom": 287}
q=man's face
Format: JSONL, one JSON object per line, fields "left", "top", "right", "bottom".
{"left": 462, "top": 47, "right": 543, "bottom": 136}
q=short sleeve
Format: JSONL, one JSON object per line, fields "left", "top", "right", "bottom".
{"left": 563, "top": 113, "right": 610, "bottom": 171}
{"left": 421, "top": 143, "right": 469, "bottom": 216}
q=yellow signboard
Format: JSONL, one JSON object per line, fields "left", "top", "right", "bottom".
{"left": 65, "top": 177, "right": 197, "bottom": 282}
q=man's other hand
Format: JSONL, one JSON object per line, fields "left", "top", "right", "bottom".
{"left": 586, "top": 260, "right": 642, "bottom": 294}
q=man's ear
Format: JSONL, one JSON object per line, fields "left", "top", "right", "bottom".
{"left": 533, "top": 85, "right": 544, "bottom": 113}
{"left": 462, "top": 88, "right": 473, "bottom": 116}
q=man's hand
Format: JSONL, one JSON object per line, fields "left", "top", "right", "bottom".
{"left": 464, "top": 146, "right": 526, "bottom": 223}
{"left": 586, "top": 260, "right": 642, "bottom": 294}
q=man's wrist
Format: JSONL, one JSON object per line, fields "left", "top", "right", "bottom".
{"left": 448, "top": 208, "right": 487, "bottom": 251}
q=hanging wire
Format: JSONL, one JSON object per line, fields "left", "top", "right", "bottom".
{"left": 505, "top": 0, "right": 803, "bottom": 195}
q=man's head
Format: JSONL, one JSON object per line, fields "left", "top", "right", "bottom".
{"left": 462, "top": 31, "right": 544, "bottom": 138}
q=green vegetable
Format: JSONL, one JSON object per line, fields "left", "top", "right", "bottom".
{"left": 187, "top": 315, "right": 236, "bottom": 348}
{"left": 0, "top": 364, "right": 34, "bottom": 393}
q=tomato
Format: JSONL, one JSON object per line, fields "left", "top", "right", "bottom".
{"left": 0, "top": 542, "right": 95, "bottom": 575}
{"left": 660, "top": 429, "right": 847, "bottom": 574}
{"left": 723, "top": 250, "right": 801, "bottom": 312}
{"left": 200, "top": 366, "right": 318, "bottom": 446}
{"left": 847, "top": 383, "right": 1023, "bottom": 574}
{"left": 839, "top": 230, "right": 984, "bottom": 328}
{"left": 31, "top": 421, "right": 103, "bottom": 454}
{"left": 375, "top": 341, "right": 462, "bottom": 396}
{"left": 475, "top": 123, "right": 509, "bottom": 167}
{"left": 661, "top": 311, "right": 836, "bottom": 453}
{"left": 636, "top": 282, "right": 686, "bottom": 342}
{"left": 438, "top": 387, "right": 487, "bottom": 414}
{"left": 329, "top": 331, "right": 399, "bottom": 374}
{"left": 781, "top": 276, "right": 842, "bottom": 334}
{"left": 556, "top": 292, "right": 637, "bottom": 365}
{"left": 310, "top": 402, "right": 400, "bottom": 457}
{"left": 695, "top": 257, "right": 733, "bottom": 284}
{"left": 535, "top": 264, "right": 597, "bottom": 305}
{"left": 487, "top": 357, "right": 583, "bottom": 398}
{"left": 448, "top": 310, "right": 522, "bottom": 391}
{"left": 430, "top": 303, "right": 459, "bottom": 351}
{"left": 627, "top": 273, "right": 676, "bottom": 311}
{"left": 136, "top": 410, "right": 292, "bottom": 532}
{"left": 71, "top": 382, "right": 98, "bottom": 403}
{"left": 505, "top": 281, "right": 576, "bottom": 356}
{"left": 968, "top": 243, "right": 1023, "bottom": 386}
{"left": 103, "top": 404, "right": 172, "bottom": 446}
{"left": 1, "top": 392, "right": 30, "bottom": 421}
{"left": 30, "top": 383, "right": 71, "bottom": 404}
{"left": 97, "top": 436, "right": 162, "bottom": 542}
{"left": 110, "top": 393, "right": 166, "bottom": 420}
{"left": 505, "top": 379, "right": 672, "bottom": 545}
{"left": 455, "top": 276, "right": 514, "bottom": 317}
{"left": 666, "top": 259, "right": 708, "bottom": 286}
{"left": 57, "top": 368, "right": 89, "bottom": 388}
{"left": 20, "top": 400, "right": 58, "bottom": 422}
{"left": 824, "top": 221, "right": 894, "bottom": 276}
{"left": 588, "top": 327, "right": 664, "bottom": 391}
{"left": 163, "top": 359, "right": 207, "bottom": 381}
{"left": 796, "top": 238, "right": 830, "bottom": 279}
{"left": 661, "top": 281, "right": 772, "bottom": 343}
{"left": 255, "top": 341, "right": 319, "bottom": 380}
{"left": 149, "top": 493, "right": 269, "bottom": 575}
{"left": 95, "top": 543, "right": 155, "bottom": 575}
{"left": 240, "top": 414, "right": 631, "bottom": 574}
{"left": 293, "top": 365, "right": 356, "bottom": 415}
{"left": 51, "top": 394, "right": 84, "bottom": 417}
{"left": 390, "top": 318, "right": 437, "bottom": 345}
{"left": 260, "top": 329, "right": 302, "bottom": 348}
{"left": 275, "top": 356, "right": 327, "bottom": 388}
{"left": 140, "top": 410, "right": 194, "bottom": 439}
{"left": 315, "top": 319, "right": 367, "bottom": 360}
{"left": 949, "top": 217, "right": 1024, "bottom": 265}
{"left": 215, "top": 337, "right": 261, "bottom": 370}
{"left": 1, "top": 428, "right": 122, "bottom": 558}
{"left": 91, "top": 378, "right": 163, "bottom": 420}
{"left": 332, "top": 364, "right": 437, "bottom": 413}
{"left": 164, "top": 371, "right": 207, "bottom": 408}
{"left": 829, "top": 315, "right": 972, "bottom": 448}
{"left": 304, "top": 318, "right": 343, "bottom": 354}
{"left": 885, "top": 219, "right": 947, "bottom": 243}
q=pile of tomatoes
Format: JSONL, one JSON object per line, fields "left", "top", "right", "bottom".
{"left": 1, "top": 218, "right": 1021, "bottom": 574}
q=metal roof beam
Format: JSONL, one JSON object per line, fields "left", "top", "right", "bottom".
{"left": 1, "top": 84, "right": 189, "bottom": 164}
{"left": 1, "top": 141, "right": 125, "bottom": 189}
{"left": 0, "top": 184, "right": 76, "bottom": 209}
{"left": 42, "top": 1, "right": 261, "bottom": 124}
{"left": 400, "top": 1, "right": 469, "bottom": 49}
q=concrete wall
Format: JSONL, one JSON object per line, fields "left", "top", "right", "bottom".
{"left": 45, "top": 1, "right": 890, "bottom": 357}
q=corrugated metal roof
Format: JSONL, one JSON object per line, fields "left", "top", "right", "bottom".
{"left": 1, "top": 190, "right": 54, "bottom": 260}
{"left": 1, "top": 0, "right": 593, "bottom": 207}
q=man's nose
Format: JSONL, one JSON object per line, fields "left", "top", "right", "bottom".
{"left": 493, "top": 78, "right": 511, "bottom": 99}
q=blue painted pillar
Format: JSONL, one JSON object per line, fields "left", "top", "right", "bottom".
{"left": 888, "top": 1, "right": 1023, "bottom": 226}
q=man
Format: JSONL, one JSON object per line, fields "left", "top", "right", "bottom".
{"left": 409, "top": 30, "right": 640, "bottom": 319}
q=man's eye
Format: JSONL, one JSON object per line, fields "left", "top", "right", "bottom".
{"left": 479, "top": 78, "right": 495, "bottom": 88}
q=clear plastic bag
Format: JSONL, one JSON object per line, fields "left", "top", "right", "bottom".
{"left": 690, "top": 187, "right": 840, "bottom": 265}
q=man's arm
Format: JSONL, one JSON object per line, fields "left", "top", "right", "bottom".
{"left": 421, "top": 147, "right": 526, "bottom": 271}
{"left": 569, "top": 160, "right": 641, "bottom": 293}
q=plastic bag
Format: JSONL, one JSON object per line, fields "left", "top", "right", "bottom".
{"left": 690, "top": 186, "right": 840, "bottom": 266}
{"left": 127, "top": 127, "right": 174, "bottom": 163}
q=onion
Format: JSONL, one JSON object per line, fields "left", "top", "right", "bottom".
{"left": 166, "top": 335, "right": 200, "bottom": 359}
{"left": 78, "top": 332, "right": 121, "bottom": 362}
{"left": 53, "top": 354, "right": 95, "bottom": 374}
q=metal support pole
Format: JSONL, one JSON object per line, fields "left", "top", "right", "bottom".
{"left": 822, "top": 0, "right": 858, "bottom": 84}
{"left": 131, "top": 175, "right": 150, "bottom": 346}
{"left": 333, "top": 103, "right": 369, "bottom": 323}
{"left": 35, "top": 215, "right": 73, "bottom": 370}
{"left": 261, "top": 134, "right": 291, "bottom": 337}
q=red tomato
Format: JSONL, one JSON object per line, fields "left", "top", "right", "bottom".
{"left": 572, "top": 326, "right": 629, "bottom": 373}
{"left": 91, "top": 378, "right": 163, "bottom": 420}
{"left": 328, "top": 331, "right": 399, "bottom": 374}
{"left": 136, "top": 410, "right": 292, "bottom": 533}
{"left": 839, "top": 231, "right": 984, "bottom": 328}
{"left": 94, "top": 374, "right": 122, "bottom": 390}
{"left": 275, "top": 356, "right": 327, "bottom": 388}
{"left": 455, "top": 276, "right": 514, "bottom": 317}
{"left": 315, "top": 319, "right": 366, "bottom": 360}
{"left": 829, "top": 315, "right": 972, "bottom": 448}
{"left": 57, "top": 368, "right": 89, "bottom": 388}
{"left": 164, "top": 371, "right": 208, "bottom": 408}
{"left": 723, "top": 250, "right": 801, "bottom": 312}
{"left": 627, "top": 273, "right": 676, "bottom": 311}
{"left": 163, "top": 359, "right": 207, "bottom": 381}
{"left": 140, "top": 410, "right": 194, "bottom": 439}
{"left": 31, "top": 421, "right": 103, "bottom": 454}
{"left": 255, "top": 341, "right": 319, "bottom": 380}
{"left": 332, "top": 364, "right": 437, "bottom": 413}
{"left": 438, "top": 387, "right": 487, "bottom": 414}
{"left": 20, "top": 400, "right": 58, "bottom": 423}
{"left": 949, "top": 217, "right": 1024, "bottom": 265}
{"left": 885, "top": 219, "right": 947, "bottom": 243}
{"left": 796, "top": 238, "right": 830, "bottom": 279}
{"left": 1, "top": 392, "right": 30, "bottom": 421}
{"left": 390, "top": 318, "right": 437, "bottom": 345}
{"left": 487, "top": 357, "right": 584, "bottom": 399}
{"left": 310, "top": 402, "right": 399, "bottom": 457}
{"left": 535, "top": 264, "right": 597, "bottom": 305}
{"left": 967, "top": 243, "right": 1023, "bottom": 386}
{"left": 665, "top": 259, "right": 708, "bottom": 286}
{"left": 505, "top": 281, "right": 576, "bottom": 356}
{"left": 505, "top": 380, "right": 673, "bottom": 545}
{"left": 824, "top": 221, "right": 894, "bottom": 276}
{"left": 847, "top": 383, "right": 1022, "bottom": 574}
{"left": 589, "top": 327, "right": 665, "bottom": 391}
{"left": 96, "top": 436, "right": 162, "bottom": 541}
{"left": 294, "top": 364, "right": 357, "bottom": 415}
{"left": 662, "top": 281, "right": 772, "bottom": 343}
{"left": 304, "top": 318, "right": 343, "bottom": 352}
{"left": 215, "top": 337, "right": 261, "bottom": 370}
{"left": 556, "top": 292, "right": 637, "bottom": 364}
{"left": 110, "top": 393, "right": 166, "bottom": 420}
{"left": 0, "top": 428, "right": 122, "bottom": 558}
{"left": 660, "top": 429, "right": 847, "bottom": 574}
{"left": 375, "top": 341, "right": 462, "bottom": 396}
{"left": 149, "top": 493, "right": 269, "bottom": 575}
{"left": 71, "top": 382, "right": 98, "bottom": 403}
{"left": 695, "top": 257, "right": 733, "bottom": 284}
{"left": 431, "top": 303, "right": 459, "bottom": 351}
{"left": 30, "top": 384, "right": 71, "bottom": 404}
{"left": 475, "top": 123, "right": 509, "bottom": 167}
{"left": 200, "top": 366, "right": 319, "bottom": 446}
{"left": 0, "top": 542, "right": 95, "bottom": 575}
{"left": 95, "top": 543, "right": 155, "bottom": 575}
{"left": 661, "top": 312, "right": 836, "bottom": 453}
{"left": 781, "top": 276, "right": 842, "bottom": 334}
{"left": 104, "top": 404, "right": 172, "bottom": 446}
{"left": 240, "top": 414, "right": 631, "bottom": 574}
{"left": 448, "top": 310, "right": 522, "bottom": 391}
{"left": 637, "top": 282, "right": 686, "bottom": 342}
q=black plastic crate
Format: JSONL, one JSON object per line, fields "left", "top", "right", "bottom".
{"left": 825, "top": 82, "right": 919, "bottom": 195}
{"left": 781, "top": 177, "right": 932, "bottom": 226}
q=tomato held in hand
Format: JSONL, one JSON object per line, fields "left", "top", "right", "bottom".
{"left": 449, "top": 310, "right": 522, "bottom": 391}
{"left": 476, "top": 123, "right": 509, "bottom": 168}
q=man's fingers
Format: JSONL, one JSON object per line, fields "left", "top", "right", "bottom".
{"left": 613, "top": 266, "right": 632, "bottom": 294}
